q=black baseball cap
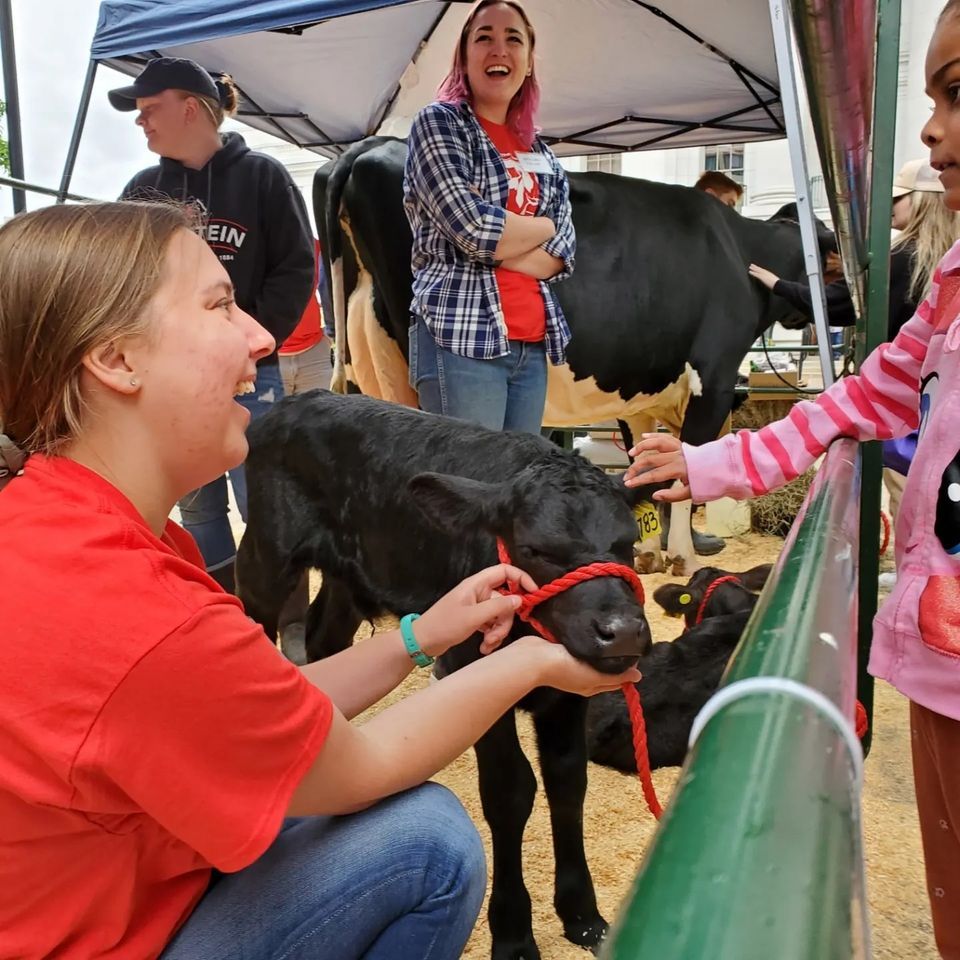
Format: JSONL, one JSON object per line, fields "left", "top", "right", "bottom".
{"left": 108, "top": 57, "right": 220, "bottom": 112}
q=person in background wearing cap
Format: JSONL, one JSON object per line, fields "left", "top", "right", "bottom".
{"left": 110, "top": 57, "right": 315, "bottom": 596}
{"left": 746, "top": 157, "right": 960, "bottom": 527}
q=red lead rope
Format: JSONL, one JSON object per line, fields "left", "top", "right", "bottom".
{"left": 694, "top": 575, "right": 743, "bottom": 627}
{"left": 496, "top": 538, "right": 663, "bottom": 820}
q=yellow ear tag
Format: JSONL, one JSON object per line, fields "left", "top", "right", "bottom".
{"left": 678, "top": 593, "right": 692, "bottom": 606}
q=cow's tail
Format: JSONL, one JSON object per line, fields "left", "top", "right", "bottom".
{"left": 329, "top": 256, "right": 348, "bottom": 394}
{"left": 325, "top": 147, "right": 356, "bottom": 396}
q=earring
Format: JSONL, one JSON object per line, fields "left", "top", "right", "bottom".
{"left": 129, "top": 377, "right": 139, "bottom": 387}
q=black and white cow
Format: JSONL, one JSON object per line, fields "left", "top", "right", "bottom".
{"left": 236, "top": 390, "right": 664, "bottom": 960}
{"left": 587, "top": 566, "right": 772, "bottom": 772}
{"left": 314, "top": 138, "right": 834, "bottom": 573}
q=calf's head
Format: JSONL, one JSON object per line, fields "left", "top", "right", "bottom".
{"left": 654, "top": 563, "right": 773, "bottom": 627}
{"left": 410, "top": 454, "right": 654, "bottom": 673}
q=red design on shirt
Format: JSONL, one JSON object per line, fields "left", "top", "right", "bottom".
{"left": 934, "top": 270, "right": 960, "bottom": 333}
{"left": 479, "top": 117, "right": 547, "bottom": 343}
{"left": 919, "top": 575, "right": 960, "bottom": 657}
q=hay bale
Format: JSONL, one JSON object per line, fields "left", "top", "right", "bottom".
{"left": 732, "top": 397, "right": 796, "bottom": 432}
{"left": 750, "top": 468, "right": 815, "bottom": 537}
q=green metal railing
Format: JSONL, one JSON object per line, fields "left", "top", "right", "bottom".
{"left": 854, "top": 0, "right": 902, "bottom": 756}
{"left": 601, "top": 438, "right": 868, "bottom": 959}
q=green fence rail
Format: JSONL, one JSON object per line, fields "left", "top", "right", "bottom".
{"left": 601, "top": 437, "right": 868, "bottom": 960}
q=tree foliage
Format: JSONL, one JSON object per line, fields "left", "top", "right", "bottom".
{"left": 0, "top": 100, "right": 9, "bottom": 173}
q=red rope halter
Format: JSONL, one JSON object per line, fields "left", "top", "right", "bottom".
{"left": 496, "top": 538, "right": 663, "bottom": 819}
{"left": 879, "top": 510, "right": 891, "bottom": 557}
{"left": 693, "top": 574, "right": 742, "bottom": 627}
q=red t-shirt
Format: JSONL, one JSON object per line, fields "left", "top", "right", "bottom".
{"left": 0, "top": 455, "right": 333, "bottom": 959}
{"left": 280, "top": 239, "right": 324, "bottom": 355}
{"left": 478, "top": 117, "right": 547, "bottom": 342}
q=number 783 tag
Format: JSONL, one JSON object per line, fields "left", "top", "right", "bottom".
{"left": 633, "top": 502, "right": 661, "bottom": 538}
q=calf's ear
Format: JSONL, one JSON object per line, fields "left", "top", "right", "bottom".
{"left": 408, "top": 473, "right": 509, "bottom": 535}
{"left": 616, "top": 475, "right": 672, "bottom": 509}
{"left": 653, "top": 582, "right": 700, "bottom": 616}
{"left": 738, "top": 563, "right": 774, "bottom": 592}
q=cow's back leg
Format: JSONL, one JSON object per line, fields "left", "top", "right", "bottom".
{"left": 533, "top": 697, "right": 607, "bottom": 952}
{"left": 475, "top": 710, "right": 541, "bottom": 960}
{"left": 236, "top": 527, "right": 302, "bottom": 644}
{"left": 304, "top": 574, "right": 363, "bottom": 662}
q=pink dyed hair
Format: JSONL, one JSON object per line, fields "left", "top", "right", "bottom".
{"left": 435, "top": 0, "right": 541, "bottom": 149}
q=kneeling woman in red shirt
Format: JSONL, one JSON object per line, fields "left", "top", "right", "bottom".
{"left": 0, "top": 202, "right": 635, "bottom": 960}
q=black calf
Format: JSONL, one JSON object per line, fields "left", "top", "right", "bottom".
{"left": 237, "top": 391, "right": 660, "bottom": 960}
{"left": 653, "top": 563, "right": 772, "bottom": 629}
{"left": 587, "top": 580, "right": 763, "bottom": 775}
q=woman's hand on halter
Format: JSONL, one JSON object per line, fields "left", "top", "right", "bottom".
{"left": 623, "top": 433, "right": 692, "bottom": 502}
{"left": 415, "top": 563, "right": 537, "bottom": 658}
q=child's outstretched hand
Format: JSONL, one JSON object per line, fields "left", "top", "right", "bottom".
{"left": 415, "top": 564, "right": 537, "bottom": 659}
{"left": 623, "top": 433, "right": 692, "bottom": 502}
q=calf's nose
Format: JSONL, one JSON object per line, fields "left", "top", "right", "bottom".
{"left": 592, "top": 616, "right": 650, "bottom": 658}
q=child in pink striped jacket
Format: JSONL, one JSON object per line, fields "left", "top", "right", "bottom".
{"left": 626, "top": 5, "right": 960, "bottom": 952}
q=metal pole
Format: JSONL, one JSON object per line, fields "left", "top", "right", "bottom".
{"left": 58, "top": 60, "right": 98, "bottom": 204}
{"left": 0, "top": 0, "right": 26, "bottom": 213}
{"left": 856, "top": 0, "right": 902, "bottom": 757}
{"left": 0, "top": 174, "right": 97, "bottom": 203}
{"left": 767, "top": 0, "right": 835, "bottom": 388}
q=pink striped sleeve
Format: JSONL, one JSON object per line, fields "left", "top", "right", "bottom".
{"left": 684, "top": 270, "right": 941, "bottom": 503}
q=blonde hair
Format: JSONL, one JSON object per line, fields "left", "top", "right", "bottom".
{"left": 892, "top": 190, "right": 960, "bottom": 301}
{"left": 0, "top": 201, "right": 196, "bottom": 455}
{"left": 177, "top": 73, "right": 240, "bottom": 129}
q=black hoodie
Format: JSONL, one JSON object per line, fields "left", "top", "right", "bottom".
{"left": 121, "top": 132, "right": 315, "bottom": 366}
{"left": 772, "top": 240, "right": 918, "bottom": 339}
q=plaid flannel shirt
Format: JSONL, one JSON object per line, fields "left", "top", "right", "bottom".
{"left": 403, "top": 100, "right": 576, "bottom": 363}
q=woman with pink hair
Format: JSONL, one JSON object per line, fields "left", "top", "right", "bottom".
{"left": 403, "top": 0, "right": 576, "bottom": 434}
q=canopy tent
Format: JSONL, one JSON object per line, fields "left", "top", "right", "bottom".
{"left": 77, "top": 0, "right": 785, "bottom": 162}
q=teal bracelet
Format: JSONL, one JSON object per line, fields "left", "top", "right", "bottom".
{"left": 400, "top": 613, "right": 434, "bottom": 668}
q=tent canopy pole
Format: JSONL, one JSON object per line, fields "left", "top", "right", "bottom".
{"left": 57, "top": 60, "right": 98, "bottom": 204}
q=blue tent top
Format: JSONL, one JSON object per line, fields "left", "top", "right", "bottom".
{"left": 86, "top": 0, "right": 784, "bottom": 159}
{"left": 91, "top": 0, "right": 416, "bottom": 59}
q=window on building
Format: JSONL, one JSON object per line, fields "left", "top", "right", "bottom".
{"left": 809, "top": 174, "right": 828, "bottom": 209}
{"left": 703, "top": 143, "right": 744, "bottom": 181}
{"left": 585, "top": 153, "right": 622, "bottom": 175}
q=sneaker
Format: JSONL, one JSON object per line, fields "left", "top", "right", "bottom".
{"left": 280, "top": 622, "right": 308, "bottom": 666}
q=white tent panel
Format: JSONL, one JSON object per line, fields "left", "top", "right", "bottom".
{"left": 94, "top": 0, "right": 784, "bottom": 158}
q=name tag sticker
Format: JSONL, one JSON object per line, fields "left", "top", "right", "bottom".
{"left": 517, "top": 152, "right": 552, "bottom": 174}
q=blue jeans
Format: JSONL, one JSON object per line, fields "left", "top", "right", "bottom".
{"left": 409, "top": 315, "right": 547, "bottom": 435}
{"left": 160, "top": 783, "right": 486, "bottom": 960}
{"left": 178, "top": 363, "right": 284, "bottom": 572}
